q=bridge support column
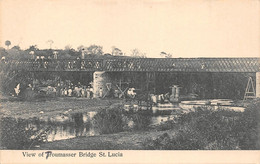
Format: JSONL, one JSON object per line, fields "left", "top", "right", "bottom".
{"left": 93, "top": 71, "right": 112, "bottom": 98}
{"left": 256, "top": 72, "right": 260, "bottom": 98}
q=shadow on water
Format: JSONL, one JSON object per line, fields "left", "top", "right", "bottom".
{"left": 0, "top": 108, "right": 176, "bottom": 149}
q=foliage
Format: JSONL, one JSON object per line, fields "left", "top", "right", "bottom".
{"left": 160, "top": 51, "right": 172, "bottom": 58}
{"left": 46, "top": 40, "right": 54, "bottom": 49}
{"left": 0, "top": 117, "right": 46, "bottom": 149}
{"left": 143, "top": 101, "right": 260, "bottom": 150}
{"left": 127, "top": 110, "right": 152, "bottom": 130}
{"left": 130, "top": 49, "right": 146, "bottom": 58}
{"left": 0, "top": 47, "right": 8, "bottom": 57}
{"left": 5, "top": 40, "right": 11, "bottom": 49}
{"left": 92, "top": 106, "right": 153, "bottom": 134}
{"left": 11, "top": 45, "right": 21, "bottom": 51}
{"left": 27, "top": 45, "right": 39, "bottom": 52}
{"left": 111, "top": 46, "right": 123, "bottom": 56}
{"left": 85, "top": 45, "right": 103, "bottom": 56}
{"left": 0, "top": 69, "right": 32, "bottom": 96}
{"left": 92, "top": 107, "right": 126, "bottom": 134}
{"left": 235, "top": 99, "right": 260, "bottom": 149}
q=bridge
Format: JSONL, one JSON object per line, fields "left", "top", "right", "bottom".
{"left": 1, "top": 57, "right": 259, "bottom": 72}
{"left": 1, "top": 57, "right": 260, "bottom": 99}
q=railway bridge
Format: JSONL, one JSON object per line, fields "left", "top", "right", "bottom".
{"left": 1, "top": 57, "right": 259, "bottom": 99}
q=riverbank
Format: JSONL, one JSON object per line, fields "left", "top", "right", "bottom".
{"left": 34, "top": 129, "right": 176, "bottom": 150}
{"left": 0, "top": 97, "right": 122, "bottom": 119}
{"left": 36, "top": 99, "right": 260, "bottom": 150}
{"left": 0, "top": 97, "right": 259, "bottom": 150}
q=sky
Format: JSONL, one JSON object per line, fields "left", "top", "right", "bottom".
{"left": 0, "top": 0, "right": 259, "bottom": 58}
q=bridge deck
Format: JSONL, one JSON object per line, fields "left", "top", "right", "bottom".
{"left": 1, "top": 58, "right": 259, "bottom": 72}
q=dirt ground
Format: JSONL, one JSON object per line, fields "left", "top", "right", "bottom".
{"left": 0, "top": 97, "right": 123, "bottom": 119}
{"left": 35, "top": 129, "right": 176, "bottom": 150}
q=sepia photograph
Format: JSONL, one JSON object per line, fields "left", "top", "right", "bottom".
{"left": 0, "top": 0, "right": 260, "bottom": 163}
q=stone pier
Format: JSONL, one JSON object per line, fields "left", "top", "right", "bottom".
{"left": 93, "top": 71, "right": 112, "bottom": 98}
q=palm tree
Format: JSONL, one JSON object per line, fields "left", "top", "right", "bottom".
{"left": 46, "top": 40, "right": 54, "bottom": 49}
{"left": 5, "top": 40, "right": 11, "bottom": 49}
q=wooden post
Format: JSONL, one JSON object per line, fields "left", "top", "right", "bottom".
{"left": 256, "top": 72, "right": 260, "bottom": 98}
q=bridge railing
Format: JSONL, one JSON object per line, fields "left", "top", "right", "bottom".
{"left": 0, "top": 59, "right": 104, "bottom": 72}
{"left": 0, "top": 58, "right": 259, "bottom": 72}
{"left": 104, "top": 58, "right": 159, "bottom": 71}
{"left": 104, "top": 58, "right": 260, "bottom": 72}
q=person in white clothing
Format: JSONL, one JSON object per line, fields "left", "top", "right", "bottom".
{"left": 68, "top": 87, "right": 72, "bottom": 97}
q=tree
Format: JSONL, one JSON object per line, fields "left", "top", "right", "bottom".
{"left": 77, "top": 45, "right": 85, "bottom": 52}
{"left": 111, "top": 46, "right": 123, "bottom": 56}
{"left": 27, "top": 45, "right": 39, "bottom": 52}
{"left": 64, "top": 45, "right": 72, "bottom": 50}
{"left": 86, "top": 45, "right": 103, "bottom": 56}
{"left": 11, "top": 45, "right": 21, "bottom": 51}
{"left": 5, "top": 40, "right": 11, "bottom": 49}
{"left": 64, "top": 45, "right": 77, "bottom": 57}
{"left": 0, "top": 47, "right": 8, "bottom": 57}
{"left": 160, "top": 51, "right": 172, "bottom": 58}
{"left": 130, "top": 48, "right": 146, "bottom": 58}
{"left": 46, "top": 40, "right": 54, "bottom": 49}
{"left": 5, "top": 46, "right": 25, "bottom": 59}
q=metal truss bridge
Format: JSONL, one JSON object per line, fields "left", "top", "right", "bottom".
{"left": 1, "top": 58, "right": 259, "bottom": 73}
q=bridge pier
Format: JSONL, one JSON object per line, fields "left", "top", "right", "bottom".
{"left": 93, "top": 71, "right": 112, "bottom": 98}
{"left": 256, "top": 72, "right": 260, "bottom": 98}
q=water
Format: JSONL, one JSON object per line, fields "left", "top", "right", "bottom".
{"left": 29, "top": 111, "right": 99, "bottom": 142}
{"left": 0, "top": 101, "right": 245, "bottom": 149}
{"left": 0, "top": 110, "right": 175, "bottom": 150}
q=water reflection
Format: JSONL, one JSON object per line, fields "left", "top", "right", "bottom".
{"left": 0, "top": 110, "right": 176, "bottom": 149}
{"left": 45, "top": 111, "right": 98, "bottom": 142}
{"left": 35, "top": 111, "right": 173, "bottom": 142}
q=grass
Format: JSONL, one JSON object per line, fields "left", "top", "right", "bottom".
{"left": 143, "top": 99, "right": 260, "bottom": 150}
{"left": 0, "top": 98, "right": 122, "bottom": 119}
{"left": 0, "top": 117, "right": 47, "bottom": 149}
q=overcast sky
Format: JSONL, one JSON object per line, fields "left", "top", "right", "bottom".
{"left": 1, "top": 0, "right": 259, "bottom": 58}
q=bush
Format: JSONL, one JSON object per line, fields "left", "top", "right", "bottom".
{"left": 127, "top": 110, "right": 153, "bottom": 131}
{"left": 0, "top": 117, "right": 46, "bottom": 149}
{"left": 234, "top": 99, "right": 260, "bottom": 149}
{"left": 92, "top": 107, "right": 126, "bottom": 134}
{"left": 143, "top": 101, "right": 260, "bottom": 150}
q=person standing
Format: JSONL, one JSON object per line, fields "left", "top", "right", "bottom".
{"left": 89, "top": 86, "right": 94, "bottom": 99}
{"left": 56, "top": 83, "right": 61, "bottom": 97}
{"left": 86, "top": 86, "right": 90, "bottom": 99}
{"left": 64, "top": 87, "right": 68, "bottom": 96}
{"left": 68, "top": 87, "right": 72, "bottom": 97}
{"left": 99, "top": 88, "right": 103, "bottom": 98}
{"left": 81, "top": 86, "right": 86, "bottom": 97}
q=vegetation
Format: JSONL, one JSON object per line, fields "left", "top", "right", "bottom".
{"left": 92, "top": 107, "right": 126, "bottom": 134}
{"left": 0, "top": 117, "right": 47, "bottom": 149}
{"left": 5, "top": 40, "right": 11, "bottom": 49}
{"left": 92, "top": 106, "right": 153, "bottom": 134}
{"left": 128, "top": 110, "right": 153, "bottom": 130}
{"left": 1, "top": 100, "right": 258, "bottom": 150}
{"left": 143, "top": 99, "right": 260, "bottom": 150}
{"left": 0, "top": 41, "right": 152, "bottom": 60}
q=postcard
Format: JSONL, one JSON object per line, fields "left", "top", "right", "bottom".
{"left": 0, "top": 0, "right": 259, "bottom": 163}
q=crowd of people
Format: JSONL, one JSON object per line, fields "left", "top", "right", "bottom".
{"left": 55, "top": 85, "right": 94, "bottom": 98}
{"left": 12, "top": 80, "right": 97, "bottom": 99}
{"left": 42, "top": 81, "right": 95, "bottom": 98}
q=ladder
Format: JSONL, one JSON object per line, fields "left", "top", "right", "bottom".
{"left": 243, "top": 77, "right": 256, "bottom": 100}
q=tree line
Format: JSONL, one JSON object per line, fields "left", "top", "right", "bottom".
{"left": 1, "top": 40, "right": 173, "bottom": 60}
